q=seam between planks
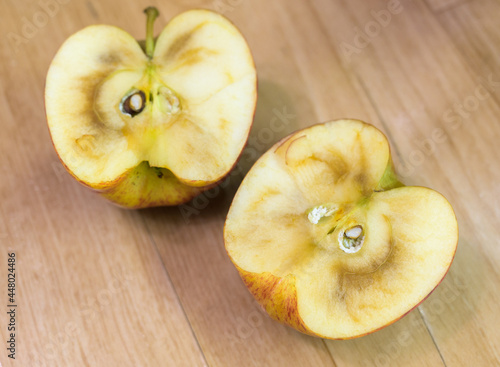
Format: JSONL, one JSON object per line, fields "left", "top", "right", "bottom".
{"left": 417, "top": 307, "right": 448, "bottom": 367}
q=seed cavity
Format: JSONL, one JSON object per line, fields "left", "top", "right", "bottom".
{"left": 157, "top": 86, "right": 180, "bottom": 114}
{"left": 339, "top": 225, "right": 364, "bottom": 253}
{"left": 120, "top": 90, "right": 146, "bottom": 117}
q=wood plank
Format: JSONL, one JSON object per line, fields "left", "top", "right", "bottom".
{"left": 437, "top": 0, "right": 500, "bottom": 88}
{"left": 424, "top": 0, "right": 469, "bottom": 12}
{"left": 306, "top": 0, "right": 500, "bottom": 365}
{"left": 0, "top": 1, "right": 207, "bottom": 366}
{"left": 429, "top": 1, "right": 500, "bottom": 365}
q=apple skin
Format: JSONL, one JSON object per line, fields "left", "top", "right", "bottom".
{"left": 236, "top": 245, "right": 458, "bottom": 340}
{"left": 49, "top": 141, "right": 203, "bottom": 208}
{"left": 97, "top": 162, "right": 204, "bottom": 209}
{"left": 237, "top": 266, "right": 314, "bottom": 336}
{"left": 51, "top": 137, "right": 254, "bottom": 208}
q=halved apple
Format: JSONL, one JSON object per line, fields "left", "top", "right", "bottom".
{"left": 224, "top": 119, "right": 458, "bottom": 339}
{"left": 45, "top": 7, "right": 257, "bottom": 208}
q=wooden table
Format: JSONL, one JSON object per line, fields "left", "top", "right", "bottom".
{"left": 1, "top": 0, "right": 499, "bottom": 365}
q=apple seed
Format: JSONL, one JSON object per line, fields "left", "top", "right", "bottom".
{"left": 120, "top": 90, "right": 146, "bottom": 117}
{"left": 157, "top": 86, "right": 181, "bottom": 114}
{"left": 345, "top": 225, "right": 362, "bottom": 239}
{"left": 129, "top": 94, "right": 143, "bottom": 112}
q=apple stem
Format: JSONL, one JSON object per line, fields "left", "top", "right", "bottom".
{"left": 144, "top": 6, "right": 159, "bottom": 59}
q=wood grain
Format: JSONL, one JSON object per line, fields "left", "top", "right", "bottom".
{"left": 1, "top": 0, "right": 499, "bottom": 366}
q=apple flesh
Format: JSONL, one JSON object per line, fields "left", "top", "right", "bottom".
{"left": 45, "top": 8, "right": 257, "bottom": 208}
{"left": 224, "top": 119, "right": 458, "bottom": 339}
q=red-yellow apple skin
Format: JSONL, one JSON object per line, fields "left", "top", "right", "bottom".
{"left": 237, "top": 266, "right": 314, "bottom": 336}
{"left": 228, "top": 185, "right": 458, "bottom": 340}
{"left": 236, "top": 245, "right": 457, "bottom": 340}
{"left": 50, "top": 146, "right": 203, "bottom": 208}
{"left": 96, "top": 162, "right": 204, "bottom": 209}
{"left": 53, "top": 144, "right": 254, "bottom": 208}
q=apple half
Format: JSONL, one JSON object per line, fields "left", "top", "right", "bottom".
{"left": 224, "top": 119, "right": 458, "bottom": 339}
{"left": 45, "top": 8, "right": 257, "bottom": 208}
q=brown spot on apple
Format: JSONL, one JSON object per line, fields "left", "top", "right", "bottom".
{"left": 174, "top": 47, "right": 219, "bottom": 70}
{"left": 354, "top": 172, "right": 368, "bottom": 188}
{"left": 78, "top": 69, "right": 117, "bottom": 128}
{"left": 161, "top": 22, "right": 210, "bottom": 60}
{"left": 99, "top": 52, "right": 121, "bottom": 65}
{"left": 75, "top": 134, "right": 96, "bottom": 154}
{"left": 323, "top": 152, "right": 349, "bottom": 183}
{"left": 163, "top": 31, "right": 195, "bottom": 59}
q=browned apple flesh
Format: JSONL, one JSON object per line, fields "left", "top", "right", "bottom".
{"left": 224, "top": 119, "right": 458, "bottom": 339}
{"left": 46, "top": 10, "right": 256, "bottom": 189}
